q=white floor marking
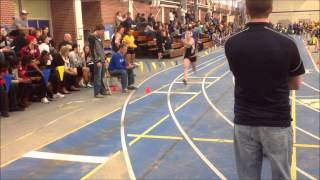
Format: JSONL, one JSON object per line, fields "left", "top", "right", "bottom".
{"left": 23, "top": 151, "right": 108, "bottom": 164}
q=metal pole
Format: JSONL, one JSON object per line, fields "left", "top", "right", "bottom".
{"left": 194, "top": 0, "right": 198, "bottom": 21}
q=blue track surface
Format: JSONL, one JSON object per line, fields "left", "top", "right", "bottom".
{"left": 1, "top": 38, "right": 319, "bottom": 179}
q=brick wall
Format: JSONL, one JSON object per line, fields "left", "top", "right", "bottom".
{"left": 50, "top": 0, "right": 76, "bottom": 47}
{"left": 0, "top": 0, "right": 15, "bottom": 26}
{"left": 132, "top": 1, "right": 161, "bottom": 22}
{"left": 82, "top": 1, "right": 102, "bottom": 32}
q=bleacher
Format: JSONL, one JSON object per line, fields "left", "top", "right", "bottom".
{"left": 133, "top": 31, "right": 214, "bottom": 59}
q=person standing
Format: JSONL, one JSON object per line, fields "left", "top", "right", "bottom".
{"left": 88, "top": 24, "right": 109, "bottom": 98}
{"left": 224, "top": 0, "right": 305, "bottom": 179}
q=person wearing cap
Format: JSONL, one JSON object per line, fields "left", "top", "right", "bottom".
{"left": 12, "top": 10, "right": 29, "bottom": 31}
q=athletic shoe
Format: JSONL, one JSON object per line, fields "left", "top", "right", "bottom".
{"left": 183, "top": 79, "right": 187, "bottom": 86}
{"left": 122, "top": 89, "right": 129, "bottom": 93}
{"left": 94, "top": 94, "right": 104, "bottom": 98}
{"left": 53, "top": 93, "right": 65, "bottom": 99}
{"left": 87, "top": 83, "right": 93, "bottom": 88}
{"left": 128, "top": 86, "right": 138, "bottom": 90}
{"left": 41, "top": 97, "right": 50, "bottom": 104}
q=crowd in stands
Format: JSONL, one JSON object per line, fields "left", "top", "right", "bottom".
{"left": 275, "top": 21, "right": 320, "bottom": 52}
{"left": 0, "top": 10, "right": 103, "bottom": 117}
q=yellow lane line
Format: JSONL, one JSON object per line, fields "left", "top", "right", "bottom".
{"left": 291, "top": 90, "right": 297, "bottom": 180}
{"left": 81, "top": 151, "right": 121, "bottom": 180}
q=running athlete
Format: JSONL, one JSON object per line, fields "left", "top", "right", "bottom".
{"left": 182, "top": 28, "right": 197, "bottom": 85}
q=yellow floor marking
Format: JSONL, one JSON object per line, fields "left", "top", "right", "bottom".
{"left": 151, "top": 62, "right": 157, "bottom": 71}
{"left": 298, "top": 99, "right": 320, "bottom": 110}
{"left": 170, "top": 61, "right": 175, "bottom": 66}
{"left": 128, "top": 134, "right": 183, "bottom": 140}
{"left": 139, "top": 62, "right": 144, "bottom": 73}
{"left": 81, "top": 151, "right": 121, "bottom": 180}
{"left": 162, "top": 62, "right": 167, "bottom": 69}
{"left": 291, "top": 90, "right": 297, "bottom": 180}
{"left": 129, "top": 93, "right": 198, "bottom": 146}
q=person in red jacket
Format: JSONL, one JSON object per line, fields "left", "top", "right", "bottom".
{"left": 19, "top": 35, "right": 40, "bottom": 59}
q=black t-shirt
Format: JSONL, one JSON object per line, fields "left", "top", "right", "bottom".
{"left": 225, "top": 22, "right": 305, "bottom": 127}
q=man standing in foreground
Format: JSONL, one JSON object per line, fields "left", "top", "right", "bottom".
{"left": 88, "top": 24, "right": 109, "bottom": 98}
{"left": 225, "top": 0, "right": 305, "bottom": 179}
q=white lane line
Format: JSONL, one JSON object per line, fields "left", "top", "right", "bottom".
{"left": 297, "top": 167, "right": 318, "bottom": 180}
{"left": 175, "top": 82, "right": 212, "bottom": 85}
{"left": 120, "top": 52, "right": 225, "bottom": 180}
{"left": 188, "top": 76, "right": 220, "bottom": 79}
{"left": 153, "top": 91, "right": 198, "bottom": 95}
{"left": 167, "top": 57, "right": 227, "bottom": 180}
{"left": 302, "top": 82, "right": 320, "bottom": 93}
{"left": 202, "top": 71, "right": 234, "bottom": 127}
{"left": 23, "top": 151, "right": 108, "bottom": 164}
{"left": 296, "top": 126, "right": 320, "bottom": 141}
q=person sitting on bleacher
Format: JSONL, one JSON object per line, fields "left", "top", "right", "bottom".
{"left": 108, "top": 44, "right": 136, "bottom": 93}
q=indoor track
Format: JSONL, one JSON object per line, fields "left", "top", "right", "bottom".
{"left": 1, "top": 37, "right": 319, "bottom": 180}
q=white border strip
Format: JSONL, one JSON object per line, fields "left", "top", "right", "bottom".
{"left": 23, "top": 151, "right": 108, "bottom": 164}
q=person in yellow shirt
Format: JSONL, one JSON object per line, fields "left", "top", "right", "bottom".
{"left": 123, "top": 29, "right": 137, "bottom": 64}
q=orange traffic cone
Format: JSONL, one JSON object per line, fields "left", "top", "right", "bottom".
{"left": 145, "top": 85, "right": 152, "bottom": 94}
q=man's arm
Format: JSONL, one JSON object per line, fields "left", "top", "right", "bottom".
{"left": 288, "top": 42, "right": 305, "bottom": 90}
{"left": 288, "top": 75, "right": 303, "bottom": 90}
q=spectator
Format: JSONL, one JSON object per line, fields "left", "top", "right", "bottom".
{"left": 0, "top": 56, "right": 9, "bottom": 117}
{"left": 0, "top": 27, "right": 10, "bottom": 49}
{"left": 169, "top": 10, "right": 175, "bottom": 24}
{"left": 122, "top": 12, "right": 133, "bottom": 30}
{"left": 82, "top": 45, "right": 93, "bottom": 88}
{"left": 8, "top": 56, "right": 31, "bottom": 109}
{"left": 147, "top": 13, "right": 156, "bottom": 27}
{"left": 42, "top": 26, "right": 54, "bottom": 47}
{"left": 11, "top": 10, "right": 30, "bottom": 31}
{"left": 156, "top": 30, "right": 166, "bottom": 60}
{"left": 31, "top": 28, "right": 43, "bottom": 44}
{"left": 10, "top": 30, "right": 28, "bottom": 56}
{"left": 58, "top": 33, "right": 73, "bottom": 50}
{"left": 115, "top": 11, "right": 124, "bottom": 28}
{"left": 69, "top": 44, "right": 89, "bottom": 87}
{"left": 108, "top": 44, "right": 135, "bottom": 93}
{"left": 111, "top": 26, "right": 125, "bottom": 52}
{"left": 21, "top": 55, "right": 49, "bottom": 104}
{"left": 88, "top": 24, "right": 109, "bottom": 98}
{"left": 20, "top": 35, "right": 40, "bottom": 59}
{"left": 60, "top": 46, "right": 79, "bottom": 92}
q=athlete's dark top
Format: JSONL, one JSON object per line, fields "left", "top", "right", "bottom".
{"left": 225, "top": 22, "right": 305, "bottom": 127}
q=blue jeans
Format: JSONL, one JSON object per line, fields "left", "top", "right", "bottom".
{"left": 109, "top": 69, "right": 128, "bottom": 90}
{"left": 234, "top": 124, "right": 292, "bottom": 180}
{"left": 93, "top": 63, "right": 107, "bottom": 96}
